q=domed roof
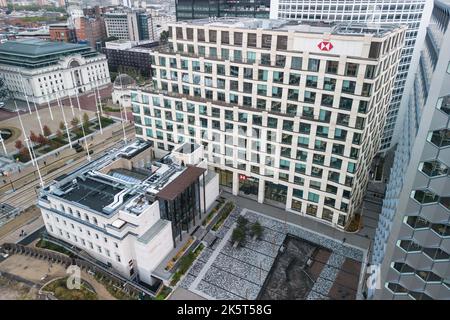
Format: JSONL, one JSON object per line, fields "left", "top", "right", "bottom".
{"left": 114, "top": 74, "right": 136, "bottom": 88}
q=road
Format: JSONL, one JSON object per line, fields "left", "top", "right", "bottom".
{"left": 0, "top": 123, "right": 135, "bottom": 245}
{"left": 0, "top": 123, "right": 135, "bottom": 209}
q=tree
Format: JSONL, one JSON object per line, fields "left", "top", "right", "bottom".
{"left": 19, "top": 147, "right": 30, "bottom": 162}
{"left": 237, "top": 216, "right": 249, "bottom": 229}
{"left": 82, "top": 113, "right": 90, "bottom": 128}
{"left": 71, "top": 117, "right": 80, "bottom": 128}
{"left": 160, "top": 30, "right": 169, "bottom": 44}
{"left": 42, "top": 125, "right": 52, "bottom": 137}
{"left": 231, "top": 226, "right": 246, "bottom": 248}
{"left": 250, "top": 221, "right": 263, "bottom": 240}
{"left": 56, "top": 129, "right": 63, "bottom": 139}
{"left": 14, "top": 140, "right": 23, "bottom": 151}
{"left": 29, "top": 130, "right": 38, "bottom": 143}
{"left": 59, "top": 121, "right": 65, "bottom": 131}
{"left": 37, "top": 134, "right": 49, "bottom": 145}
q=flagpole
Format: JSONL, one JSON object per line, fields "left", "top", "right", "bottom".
{"left": 14, "top": 99, "right": 35, "bottom": 166}
{"left": 117, "top": 74, "right": 128, "bottom": 144}
{"left": 56, "top": 92, "right": 72, "bottom": 148}
{"left": 92, "top": 82, "right": 103, "bottom": 135}
{"left": 19, "top": 75, "right": 32, "bottom": 114}
{"left": 73, "top": 90, "right": 91, "bottom": 162}
{"left": 45, "top": 92, "right": 54, "bottom": 121}
{"left": 31, "top": 95, "right": 44, "bottom": 135}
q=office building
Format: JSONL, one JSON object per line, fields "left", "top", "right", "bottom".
{"left": 0, "top": 39, "right": 110, "bottom": 105}
{"left": 104, "top": 9, "right": 151, "bottom": 42}
{"left": 103, "top": 40, "right": 157, "bottom": 78}
{"left": 175, "top": 0, "right": 270, "bottom": 21}
{"left": 39, "top": 140, "right": 219, "bottom": 285}
{"left": 49, "top": 23, "right": 77, "bottom": 43}
{"left": 75, "top": 16, "right": 107, "bottom": 51}
{"left": 270, "top": 0, "right": 433, "bottom": 152}
{"left": 131, "top": 19, "right": 405, "bottom": 229}
{"left": 371, "top": 0, "right": 450, "bottom": 300}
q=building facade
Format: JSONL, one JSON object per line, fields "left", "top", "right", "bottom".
{"left": 175, "top": 0, "right": 270, "bottom": 21}
{"left": 0, "top": 39, "right": 110, "bottom": 105}
{"left": 371, "top": 0, "right": 450, "bottom": 300}
{"left": 49, "top": 23, "right": 77, "bottom": 43}
{"left": 38, "top": 140, "right": 219, "bottom": 285}
{"left": 103, "top": 40, "right": 156, "bottom": 78}
{"left": 131, "top": 19, "right": 405, "bottom": 229}
{"left": 104, "top": 9, "right": 150, "bottom": 42}
{"left": 270, "top": 0, "right": 433, "bottom": 152}
{"left": 75, "top": 16, "right": 107, "bottom": 51}
{"left": 148, "top": 12, "right": 176, "bottom": 42}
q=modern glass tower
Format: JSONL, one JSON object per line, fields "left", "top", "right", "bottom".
{"left": 270, "top": 0, "right": 433, "bottom": 151}
{"left": 370, "top": 0, "right": 450, "bottom": 300}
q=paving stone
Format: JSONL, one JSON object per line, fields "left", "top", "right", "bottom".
{"left": 197, "top": 281, "right": 243, "bottom": 300}
{"left": 203, "top": 265, "right": 261, "bottom": 300}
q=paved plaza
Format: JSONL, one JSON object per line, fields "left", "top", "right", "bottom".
{"left": 179, "top": 206, "right": 365, "bottom": 300}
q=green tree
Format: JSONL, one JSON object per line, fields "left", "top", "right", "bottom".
{"left": 231, "top": 226, "right": 246, "bottom": 247}
{"left": 160, "top": 30, "right": 169, "bottom": 43}
{"left": 250, "top": 221, "right": 263, "bottom": 240}
{"left": 82, "top": 113, "right": 90, "bottom": 128}
{"left": 59, "top": 121, "right": 65, "bottom": 131}
{"left": 71, "top": 117, "right": 80, "bottom": 128}
{"left": 237, "top": 216, "right": 248, "bottom": 229}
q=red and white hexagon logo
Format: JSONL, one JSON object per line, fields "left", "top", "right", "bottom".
{"left": 318, "top": 41, "right": 333, "bottom": 51}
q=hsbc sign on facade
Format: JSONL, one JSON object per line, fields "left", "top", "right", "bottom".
{"left": 318, "top": 41, "right": 333, "bottom": 51}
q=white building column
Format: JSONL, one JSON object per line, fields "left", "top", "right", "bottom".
{"left": 285, "top": 186, "right": 293, "bottom": 211}
{"left": 257, "top": 178, "right": 265, "bottom": 203}
{"left": 232, "top": 171, "right": 239, "bottom": 196}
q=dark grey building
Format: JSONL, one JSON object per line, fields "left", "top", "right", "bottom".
{"left": 103, "top": 41, "right": 158, "bottom": 78}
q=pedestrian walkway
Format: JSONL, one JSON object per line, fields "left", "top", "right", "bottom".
{"left": 222, "top": 192, "right": 371, "bottom": 250}
{"left": 0, "top": 216, "right": 43, "bottom": 245}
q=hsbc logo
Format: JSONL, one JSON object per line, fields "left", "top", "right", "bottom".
{"left": 318, "top": 41, "right": 333, "bottom": 51}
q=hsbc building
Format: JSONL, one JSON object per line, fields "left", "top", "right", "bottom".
{"left": 131, "top": 18, "right": 406, "bottom": 230}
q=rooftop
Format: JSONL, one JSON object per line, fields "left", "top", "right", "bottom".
{"left": 0, "top": 39, "right": 90, "bottom": 57}
{"left": 174, "top": 18, "right": 402, "bottom": 37}
{"left": 58, "top": 176, "right": 133, "bottom": 215}
{"left": 157, "top": 166, "right": 206, "bottom": 201}
{"left": 43, "top": 140, "right": 206, "bottom": 216}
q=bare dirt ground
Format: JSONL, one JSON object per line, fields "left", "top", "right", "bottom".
{"left": 0, "top": 276, "right": 39, "bottom": 300}
{"left": 0, "top": 254, "right": 116, "bottom": 300}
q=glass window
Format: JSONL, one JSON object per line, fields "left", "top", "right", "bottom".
{"left": 326, "top": 61, "right": 338, "bottom": 74}
{"left": 308, "top": 58, "right": 320, "bottom": 72}
{"left": 291, "top": 57, "right": 302, "bottom": 70}
{"left": 308, "top": 192, "right": 320, "bottom": 203}
{"left": 345, "top": 62, "right": 359, "bottom": 76}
